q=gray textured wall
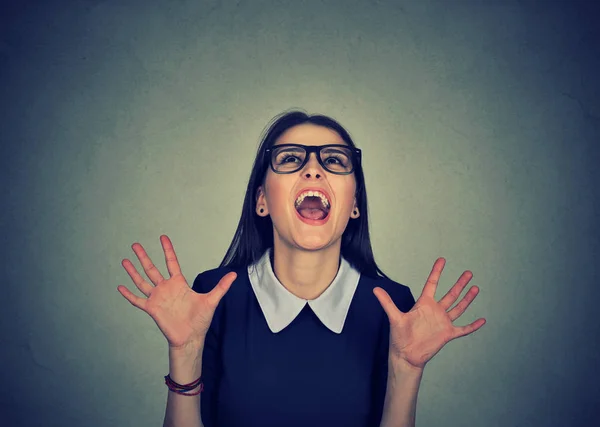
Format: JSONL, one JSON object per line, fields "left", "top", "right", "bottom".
{"left": 1, "top": 0, "right": 598, "bottom": 426}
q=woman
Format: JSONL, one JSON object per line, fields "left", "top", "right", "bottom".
{"left": 118, "top": 111, "right": 486, "bottom": 427}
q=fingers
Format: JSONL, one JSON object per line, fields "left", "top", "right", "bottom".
{"left": 160, "top": 235, "right": 182, "bottom": 278}
{"left": 131, "top": 242, "right": 165, "bottom": 285}
{"left": 420, "top": 258, "right": 446, "bottom": 300}
{"left": 117, "top": 284, "right": 147, "bottom": 311}
{"left": 452, "top": 317, "right": 486, "bottom": 340}
{"left": 438, "top": 270, "right": 473, "bottom": 311}
{"left": 373, "top": 287, "right": 401, "bottom": 323}
{"left": 447, "top": 284, "right": 485, "bottom": 340}
{"left": 207, "top": 272, "right": 238, "bottom": 306}
{"left": 121, "top": 258, "right": 154, "bottom": 297}
{"left": 447, "top": 285, "right": 480, "bottom": 321}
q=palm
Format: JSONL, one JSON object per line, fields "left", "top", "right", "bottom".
{"left": 117, "top": 235, "right": 237, "bottom": 349}
{"left": 141, "top": 274, "right": 214, "bottom": 348}
{"left": 374, "top": 258, "right": 486, "bottom": 369}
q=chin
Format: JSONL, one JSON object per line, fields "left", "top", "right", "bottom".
{"left": 293, "top": 236, "right": 340, "bottom": 252}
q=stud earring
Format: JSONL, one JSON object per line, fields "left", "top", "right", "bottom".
{"left": 353, "top": 209, "right": 358, "bottom": 216}
{"left": 259, "top": 208, "right": 264, "bottom": 213}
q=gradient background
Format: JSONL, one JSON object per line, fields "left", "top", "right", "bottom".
{"left": 1, "top": 0, "right": 599, "bottom": 426}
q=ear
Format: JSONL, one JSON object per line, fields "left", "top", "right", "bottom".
{"left": 256, "top": 185, "right": 269, "bottom": 215}
{"left": 256, "top": 186, "right": 265, "bottom": 203}
{"left": 352, "top": 198, "right": 360, "bottom": 219}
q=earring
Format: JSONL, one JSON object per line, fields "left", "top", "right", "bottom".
{"left": 259, "top": 208, "right": 264, "bottom": 213}
{"left": 353, "top": 209, "right": 358, "bottom": 216}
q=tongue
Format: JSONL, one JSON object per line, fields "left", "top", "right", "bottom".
{"left": 298, "top": 208, "right": 327, "bottom": 220}
{"left": 296, "top": 197, "right": 328, "bottom": 220}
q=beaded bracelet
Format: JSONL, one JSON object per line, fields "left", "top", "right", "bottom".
{"left": 164, "top": 373, "right": 204, "bottom": 396}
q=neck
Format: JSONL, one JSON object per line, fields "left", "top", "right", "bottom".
{"left": 270, "top": 239, "right": 341, "bottom": 300}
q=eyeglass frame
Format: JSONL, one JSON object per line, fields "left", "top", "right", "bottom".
{"left": 264, "top": 143, "right": 362, "bottom": 175}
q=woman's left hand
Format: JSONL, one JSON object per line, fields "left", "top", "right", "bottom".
{"left": 373, "top": 258, "right": 486, "bottom": 371}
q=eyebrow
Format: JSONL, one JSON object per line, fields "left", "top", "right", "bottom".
{"left": 274, "top": 143, "right": 348, "bottom": 148}
{"left": 274, "top": 146, "right": 305, "bottom": 153}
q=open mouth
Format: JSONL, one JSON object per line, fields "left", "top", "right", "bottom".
{"left": 294, "top": 195, "right": 331, "bottom": 221}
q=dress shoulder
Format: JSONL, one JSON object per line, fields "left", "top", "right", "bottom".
{"left": 362, "top": 274, "right": 416, "bottom": 313}
{"left": 192, "top": 266, "right": 240, "bottom": 294}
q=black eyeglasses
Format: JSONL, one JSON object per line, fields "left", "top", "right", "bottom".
{"left": 265, "top": 144, "right": 361, "bottom": 175}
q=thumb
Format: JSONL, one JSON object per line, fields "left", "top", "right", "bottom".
{"left": 207, "top": 271, "right": 238, "bottom": 306}
{"left": 373, "top": 287, "right": 401, "bottom": 323}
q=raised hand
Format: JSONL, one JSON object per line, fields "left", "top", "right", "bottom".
{"left": 373, "top": 258, "right": 486, "bottom": 370}
{"left": 117, "top": 235, "right": 237, "bottom": 350}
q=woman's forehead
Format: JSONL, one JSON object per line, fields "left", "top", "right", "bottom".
{"left": 274, "top": 124, "right": 347, "bottom": 146}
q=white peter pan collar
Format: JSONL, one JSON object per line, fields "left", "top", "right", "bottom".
{"left": 247, "top": 247, "right": 361, "bottom": 334}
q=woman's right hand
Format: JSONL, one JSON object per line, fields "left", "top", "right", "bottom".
{"left": 117, "top": 235, "right": 237, "bottom": 350}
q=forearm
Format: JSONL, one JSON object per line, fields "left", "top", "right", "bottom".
{"left": 379, "top": 357, "right": 424, "bottom": 427}
{"left": 163, "top": 343, "right": 205, "bottom": 427}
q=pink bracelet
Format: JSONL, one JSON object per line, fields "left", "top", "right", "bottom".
{"left": 164, "top": 373, "right": 204, "bottom": 396}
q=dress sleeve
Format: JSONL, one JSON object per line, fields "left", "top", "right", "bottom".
{"left": 369, "top": 284, "right": 416, "bottom": 427}
{"left": 192, "top": 271, "right": 223, "bottom": 427}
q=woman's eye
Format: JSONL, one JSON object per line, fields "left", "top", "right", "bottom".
{"left": 282, "top": 155, "right": 299, "bottom": 163}
{"left": 325, "top": 156, "right": 341, "bottom": 164}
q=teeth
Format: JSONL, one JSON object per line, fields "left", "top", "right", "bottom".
{"left": 295, "top": 190, "right": 330, "bottom": 209}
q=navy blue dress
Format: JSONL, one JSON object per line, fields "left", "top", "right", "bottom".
{"left": 192, "top": 260, "right": 415, "bottom": 427}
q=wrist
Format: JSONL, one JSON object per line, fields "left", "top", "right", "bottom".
{"left": 169, "top": 338, "right": 205, "bottom": 356}
{"left": 388, "top": 356, "right": 425, "bottom": 378}
{"left": 168, "top": 345, "right": 203, "bottom": 385}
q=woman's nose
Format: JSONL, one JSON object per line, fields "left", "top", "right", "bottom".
{"left": 302, "top": 152, "right": 324, "bottom": 177}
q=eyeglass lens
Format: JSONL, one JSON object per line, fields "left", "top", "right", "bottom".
{"left": 271, "top": 146, "right": 354, "bottom": 173}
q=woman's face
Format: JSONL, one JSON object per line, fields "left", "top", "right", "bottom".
{"left": 256, "top": 123, "right": 359, "bottom": 251}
